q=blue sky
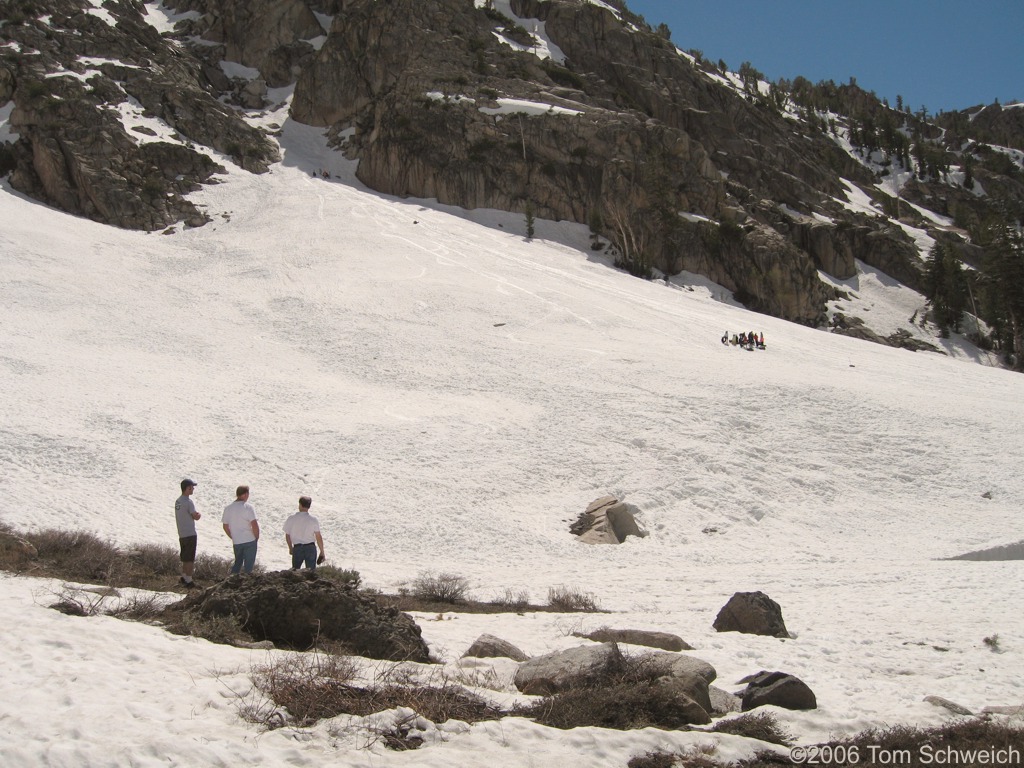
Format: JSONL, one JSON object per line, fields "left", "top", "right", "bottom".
{"left": 626, "top": 0, "right": 1023, "bottom": 114}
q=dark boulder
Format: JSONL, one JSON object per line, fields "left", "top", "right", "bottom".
{"left": 738, "top": 670, "right": 817, "bottom": 711}
{"left": 170, "top": 570, "right": 431, "bottom": 662}
{"left": 713, "top": 591, "right": 789, "bottom": 638}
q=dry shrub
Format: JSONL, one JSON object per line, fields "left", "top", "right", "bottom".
{"left": 629, "top": 744, "right": 719, "bottom": 768}
{"left": 315, "top": 565, "right": 361, "bottom": 588}
{"left": 125, "top": 543, "right": 235, "bottom": 581}
{"left": 104, "top": 591, "right": 168, "bottom": 622}
{"left": 490, "top": 586, "right": 531, "bottom": 611}
{"left": 27, "top": 529, "right": 122, "bottom": 583}
{"left": 828, "top": 719, "right": 1024, "bottom": 764}
{"left": 246, "top": 654, "right": 504, "bottom": 729}
{"left": 10, "top": 527, "right": 237, "bottom": 589}
{"left": 124, "top": 543, "right": 182, "bottom": 577}
{"left": 192, "top": 550, "right": 239, "bottom": 581}
{"left": 165, "top": 610, "right": 248, "bottom": 646}
{"left": 0, "top": 523, "right": 38, "bottom": 571}
{"left": 516, "top": 652, "right": 709, "bottom": 730}
{"left": 519, "top": 680, "right": 701, "bottom": 730}
{"left": 629, "top": 750, "right": 680, "bottom": 768}
{"left": 710, "top": 712, "right": 794, "bottom": 746}
{"left": 729, "top": 719, "right": 1024, "bottom": 768}
{"left": 411, "top": 571, "right": 471, "bottom": 604}
{"left": 246, "top": 652, "right": 360, "bottom": 726}
{"left": 547, "top": 584, "right": 601, "bottom": 612}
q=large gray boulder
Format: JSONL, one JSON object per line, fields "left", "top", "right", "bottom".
{"left": 641, "top": 651, "right": 717, "bottom": 684}
{"left": 637, "top": 651, "right": 718, "bottom": 715}
{"left": 463, "top": 634, "right": 529, "bottom": 662}
{"left": 713, "top": 591, "right": 790, "bottom": 638}
{"left": 169, "top": 570, "right": 431, "bottom": 662}
{"left": 570, "top": 496, "right": 647, "bottom": 545}
{"left": 514, "top": 643, "right": 622, "bottom": 695}
{"left": 577, "top": 627, "right": 692, "bottom": 651}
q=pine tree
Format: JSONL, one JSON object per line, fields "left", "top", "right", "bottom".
{"left": 982, "top": 217, "right": 1024, "bottom": 367}
{"left": 924, "top": 241, "right": 967, "bottom": 337}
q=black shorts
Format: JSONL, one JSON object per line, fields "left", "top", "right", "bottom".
{"left": 179, "top": 535, "right": 198, "bottom": 563}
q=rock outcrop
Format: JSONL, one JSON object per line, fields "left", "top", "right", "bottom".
{"left": 168, "top": 570, "right": 431, "bottom": 661}
{"left": 713, "top": 591, "right": 790, "bottom": 638}
{"left": 576, "top": 627, "right": 692, "bottom": 652}
{"left": 570, "top": 496, "right": 646, "bottom": 544}
{"left": 737, "top": 670, "right": 817, "bottom": 711}
{"left": 463, "top": 633, "right": 529, "bottom": 662}
{"left": 1, "top": 0, "right": 279, "bottom": 230}
{"left": 514, "top": 642, "right": 622, "bottom": 696}
{"left": 3, "top": 0, "right": 1021, "bottom": 337}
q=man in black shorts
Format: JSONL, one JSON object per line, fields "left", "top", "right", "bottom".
{"left": 175, "top": 479, "right": 202, "bottom": 587}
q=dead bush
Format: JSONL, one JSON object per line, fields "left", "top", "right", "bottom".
{"left": 246, "top": 652, "right": 361, "bottom": 725}
{"left": 245, "top": 654, "right": 503, "bottom": 728}
{"left": 411, "top": 571, "right": 471, "bottom": 604}
{"left": 829, "top": 719, "right": 1024, "bottom": 765}
{"left": 516, "top": 651, "right": 714, "bottom": 730}
{"left": 518, "top": 680, "right": 701, "bottom": 730}
{"left": 315, "top": 565, "right": 361, "bottom": 588}
{"left": 490, "top": 586, "right": 531, "bottom": 611}
{"left": 8, "top": 527, "right": 237, "bottom": 589}
{"left": 729, "top": 719, "right": 1024, "bottom": 768}
{"left": 26, "top": 529, "right": 122, "bottom": 583}
{"left": 104, "top": 591, "right": 168, "bottom": 622}
{"left": 629, "top": 744, "right": 721, "bottom": 768}
{"left": 628, "top": 750, "right": 680, "bottom": 768}
{"left": 124, "top": 543, "right": 182, "bottom": 577}
{"left": 547, "top": 584, "right": 601, "bottom": 612}
{"left": 0, "top": 524, "right": 39, "bottom": 571}
{"left": 165, "top": 610, "right": 249, "bottom": 646}
{"left": 710, "top": 712, "right": 793, "bottom": 746}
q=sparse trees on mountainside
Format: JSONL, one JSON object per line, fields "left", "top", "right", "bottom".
{"left": 738, "top": 61, "right": 763, "bottom": 95}
{"left": 978, "top": 217, "right": 1024, "bottom": 368}
{"left": 923, "top": 241, "right": 968, "bottom": 337}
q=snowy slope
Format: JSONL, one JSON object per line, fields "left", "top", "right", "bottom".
{"left": 1, "top": 99, "right": 1023, "bottom": 766}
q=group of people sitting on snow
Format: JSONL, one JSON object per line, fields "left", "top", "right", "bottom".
{"left": 721, "top": 331, "right": 766, "bottom": 350}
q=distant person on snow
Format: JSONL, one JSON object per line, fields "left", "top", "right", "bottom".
{"left": 721, "top": 331, "right": 729, "bottom": 345}
{"left": 174, "top": 479, "right": 201, "bottom": 588}
{"left": 283, "top": 496, "right": 326, "bottom": 571}
{"left": 222, "top": 485, "right": 260, "bottom": 574}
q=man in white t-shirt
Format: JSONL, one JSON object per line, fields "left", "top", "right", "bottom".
{"left": 222, "top": 485, "right": 260, "bottom": 574}
{"left": 283, "top": 496, "right": 325, "bottom": 571}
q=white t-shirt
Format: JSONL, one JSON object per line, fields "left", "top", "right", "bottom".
{"left": 283, "top": 510, "right": 320, "bottom": 545}
{"left": 222, "top": 500, "right": 257, "bottom": 544}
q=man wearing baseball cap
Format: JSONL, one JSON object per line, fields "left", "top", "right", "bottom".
{"left": 175, "top": 479, "right": 202, "bottom": 587}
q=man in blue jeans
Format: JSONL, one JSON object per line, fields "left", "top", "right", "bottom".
{"left": 283, "top": 496, "right": 326, "bottom": 570}
{"left": 222, "top": 485, "right": 260, "bottom": 574}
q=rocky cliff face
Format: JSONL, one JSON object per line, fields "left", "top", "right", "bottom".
{"left": 1, "top": 0, "right": 279, "bottom": 230}
{"left": 285, "top": 0, "right": 935, "bottom": 325}
{"left": 1, "top": 0, "right": 1021, "bottom": 333}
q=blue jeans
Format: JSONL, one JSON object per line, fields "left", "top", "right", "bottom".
{"left": 291, "top": 542, "right": 317, "bottom": 570}
{"left": 231, "top": 540, "right": 258, "bottom": 574}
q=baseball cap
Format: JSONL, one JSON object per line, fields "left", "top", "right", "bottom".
{"left": 181, "top": 479, "right": 197, "bottom": 491}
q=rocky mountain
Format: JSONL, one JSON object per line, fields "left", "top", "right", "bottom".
{"left": 2, "top": 0, "right": 1023, "bottom": 359}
